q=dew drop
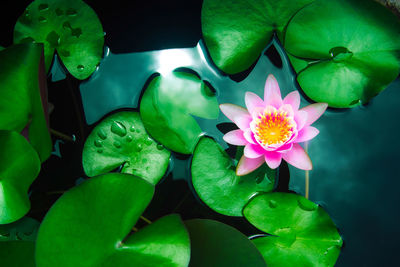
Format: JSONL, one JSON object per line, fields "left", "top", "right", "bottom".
{"left": 135, "top": 128, "right": 141, "bottom": 133}
{"left": 268, "top": 200, "right": 278, "bottom": 208}
{"left": 329, "top": 46, "right": 353, "bottom": 62}
{"left": 126, "top": 135, "right": 133, "bottom": 142}
{"left": 77, "top": 65, "right": 84, "bottom": 71}
{"left": 135, "top": 144, "right": 143, "bottom": 152}
{"left": 97, "top": 149, "right": 103, "bottom": 153}
{"left": 129, "top": 125, "right": 135, "bottom": 132}
{"left": 63, "top": 21, "right": 71, "bottom": 30}
{"left": 46, "top": 31, "right": 60, "bottom": 48}
{"left": 113, "top": 141, "right": 122, "bottom": 149}
{"left": 38, "top": 16, "right": 47, "bottom": 23}
{"left": 297, "top": 198, "right": 317, "bottom": 211}
{"left": 66, "top": 8, "right": 77, "bottom": 16}
{"left": 156, "top": 144, "right": 164, "bottom": 150}
{"left": 145, "top": 137, "right": 153, "bottom": 145}
{"left": 38, "top": 3, "right": 49, "bottom": 11}
{"left": 71, "top": 27, "right": 82, "bottom": 38}
{"left": 142, "top": 158, "right": 148, "bottom": 163}
{"left": 55, "top": 8, "right": 63, "bottom": 16}
{"left": 97, "top": 129, "right": 107, "bottom": 140}
{"left": 94, "top": 140, "right": 102, "bottom": 147}
{"left": 111, "top": 121, "right": 127, "bottom": 137}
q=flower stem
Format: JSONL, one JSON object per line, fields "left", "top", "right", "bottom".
{"left": 50, "top": 128, "right": 75, "bottom": 142}
{"left": 305, "top": 142, "right": 309, "bottom": 199}
{"left": 140, "top": 216, "right": 152, "bottom": 224}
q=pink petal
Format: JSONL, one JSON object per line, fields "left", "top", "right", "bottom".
{"left": 220, "top": 104, "right": 252, "bottom": 130}
{"left": 277, "top": 142, "right": 293, "bottom": 152}
{"left": 223, "top": 130, "right": 247, "bottom": 146}
{"left": 296, "top": 126, "right": 319, "bottom": 143}
{"left": 279, "top": 104, "right": 294, "bottom": 118}
{"left": 245, "top": 92, "right": 265, "bottom": 115}
{"left": 243, "top": 128, "right": 257, "bottom": 145}
{"left": 250, "top": 106, "right": 266, "bottom": 119}
{"left": 244, "top": 143, "right": 264, "bottom": 158}
{"left": 264, "top": 74, "right": 283, "bottom": 108}
{"left": 283, "top": 91, "right": 300, "bottom": 111}
{"left": 264, "top": 151, "right": 282, "bottom": 169}
{"left": 282, "top": 143, "right": 312, "bottom": 170}
{"left": 300, "top": 103, "right": 328, "bottom": 127}
{"left": 294, "top": 110, "right": 308, "bottom": 131}
{"left": 236, "top": 155, "right": 265, "bottom": 176}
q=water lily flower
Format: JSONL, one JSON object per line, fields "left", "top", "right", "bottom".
{"left": 220, "top": 74, "right": 327, "bottom": 176}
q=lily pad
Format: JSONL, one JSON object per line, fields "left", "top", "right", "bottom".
{"left": 191, "top": 137, "right": 276, "bottom": 216}
{"left": 0, "top": 130, "right": 41, "bottom": 224}
{"left": 0, "top": 241, "right": 35, "bottom": 267}
{"left": 140, "top": 71, "right": 219, "bottom": 154}
{"left": 0, "top": 216, "right": 40, "bottom": 241}
{"left": 82, "top": 111, "right": 170, "bottom": 185}
{"left": 243, "top": 193, "right": 343, "bottom": 267}
{"left": 201, "top": 0, "right": 314, "bottom": 74}
{"left": 0, "top": 43, "right": 51, "bottom": 162}
{"left": 14, "top": 0, "right": 104, "bottom": 80}
{"left": 184, "top": 219, "right": 266, "bottom": 267}
{"left": 35, "top": 173, "right": 190, "bottom": 267}
{"left": 284, "top": 0, "right": 400, "bottom": 108}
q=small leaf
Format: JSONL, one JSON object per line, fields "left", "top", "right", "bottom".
{"left": 191, "top": 137, "right": 276, "bottom": 216}
{"left": 140, "top": 71, "right": 219, "bottom": 154}
{"left": 243, "top": 193, "right": 343, "bottom": 267}
{"left": 0, "top": 131, "right": 41, "bottom": 224}
{"left": 0, "top": 241, "right": 35, "bottom": 267}
{"left": 14, "top": 0, "right": 104, "bottom": 80}
{"left": 82, "top": 111, "right": 170, "bottom": 185}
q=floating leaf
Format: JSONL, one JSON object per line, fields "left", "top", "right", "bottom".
{"left": 0, "top": 216, "right": 40, "bottom": 241}
{"left": 0, "top": 241, "right": 35, "bottom": 267}
{"left": 284, "top": 0, "right": 400, "bottom": 108}
{"left": 184, "top": 219, "right": 266, "bottom": 267}
{"left": 14, "top": 0, "right": 104, "bottom": 80}
{"left": 140, "top": 71, "right": 219, "bottom": 154}
{"left": 82, "top": 111, "right": 170, "bottom": 185}
{"left": 201, "top": 0, "right": 314, "bottom": 74}
{"left": 36, "top": 173, "right": 190, "bottom": 267}
{"left": 243, "top": 193, "right": 342, "bottom": 266}
{"left": 0, "top": 43, "right": 51, "bottom": 162}
{"left": 0, "top": 131, "right": 41, "bottom": 224}
{"left": 191, "top": 137, "right": 276, "bottom": 216}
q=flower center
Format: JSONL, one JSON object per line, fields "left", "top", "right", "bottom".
{"left": 251, "top": 109, "right": 295, "bottom": 147}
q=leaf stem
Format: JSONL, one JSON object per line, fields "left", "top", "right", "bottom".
{"left": 50, "top": 128, "right": 75, "bottom": 142}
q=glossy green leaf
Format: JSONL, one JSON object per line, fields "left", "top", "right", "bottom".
{"left": 243, "top": 193, "right": 343, "bottom": 267}
{"left": 0, "top": 43, "right": 51, "bottom": 162}
{"left": 201, "top": 0, "right": 314, "bottom": 74}
{"left": 0, "top": 216, "right": 40, "bottom": 241}
{"left": 0, "top": 241, "right": 35, "bottom": 267}
{"left": 191, "top": 137, "right": 276, "bottom": 216}
{"left": 184, "top": 219, "right": 266, "bottom": 267}
{"left": 140, "top": 71, "right": 219, "bottom": 154}
{"left": 14, "top": 0, "right": 104, "bottom": 80}
{"left": 82, "top": 111, "right": 170, "bottom": 185}
{"left": 285, "top": 0, "right": 400, "bottom": 108}
{"left": 0, "top": 131, "right": 41, "bottom": 224}
{"left": 36, "top": 173, "right": 190, "bottom": 267}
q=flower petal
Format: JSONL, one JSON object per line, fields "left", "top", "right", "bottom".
{"left": 282, "top": 143, "right": 312, "bottom": 170}
{"left": 236, "top": 155, "right": 264, "bottom": 176}
{"left": 244, "top": 143, "right": 264, "bottom": 158}
{"left": 243, "top": 128, "right": 257, "bottom": 145}
{"left": 245, "top": 92, "right": 265, "bottom": 115}
{"left": 296, "top": 126, "right": 319, "bottom": 143}
{"left": 223, "top": 130, "right": 247, "bottom": 146}
{"left": 220, "top": 103, "right": 252, "bottom": 130}
{"left": 283, "top": 91, "right": 300, "bottom": 111}
{"left": 264, "top": 74, "right": 283, "bottom": 108}
{"left": 279, "top": 104, "right": 294, "bottom": 118}
{"left": 294, "top": 110, "right": 308, "bottom": 131}
{"left": 264, "top": 151, "right": 282, "bottom": 169}
{"left": 300, "top": 103, "right": 328, "bottom": 127}
{"left": 277, "top": 142, "right": 293, "bottom": 152}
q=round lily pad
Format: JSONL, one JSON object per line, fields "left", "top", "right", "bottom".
{"left": 82, "top": 111, "right": 171, "bottom": 185}
{"left": 243, "top": 193, "right": 343, "bottom": 267}
{"left": 191, "top": 137, "right": 276, "bottom": 216}
{"left": 184, "top": 219, "right": 266, "bottom": 267}
{"left": 0, "top": 130, "right": 41, "bottom": 224}
{"left": 201, "top": 0, "right": 314, "bottom": 74}
{"left": 140, "top": 71, "right": 219, "bottom": 154}
{"left": 14, "top": 0, "right": 104, "bottom": 80}
{"left": 0, "top": 241, "right": 35, "bottom": 267}
{"left": 36, "top": 173, "right": 190, "bottom": 267}
{"left": 284, "top": 0, "right": 400, "bottom": 108}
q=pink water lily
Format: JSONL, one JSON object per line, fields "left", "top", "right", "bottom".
{"left": 220, "top": 74, "right": 327, "bottom": 176}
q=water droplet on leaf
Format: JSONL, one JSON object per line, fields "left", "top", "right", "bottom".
{"left": 142, "top": 158, "right": 148, "bottom": 163}
{"left": 297, "top": 198, "right": 317, "bottom": 211}
{"left": 126, "top": 135, "right": 133, "bottom": 142}
{"left": 94, "top": 140, "right": 102, "bottom": 147}
{"left": 66, "top": 8, "right": 77, "bottom": 16}
{"left": 129, "top": 125, "right": 135, "bottom": 132}
{"left": 156, "top": 144, "right": 164, "bottom": 150}
{"left": 46, "top": 31, "right": 60, "bottom": 48}
{"left": 113, "top": 141, "right": 122, "bottom": 148}
{"left": 97, "top": 149, "right": 103, "bottom": 153}
{"left": 97, "top": 129, "right": 107, "bottom": 140}
{"left": 38, "top": 16, "right": 47, "bottom": 23}
{"left": 110, "top": 121, "right": 127, "bottom": 137}
{"left": 269, "top": 200, "right": 278, "bottom": 208}
{"left": 329, "top": 46, "right": 353, "bottom": 62}
{"left": 38, "top": 3, "right": 49, "bottom": 11}
{"left": 145, "top": 137, "right": 153, "bottom": 145}
{"left": 135, "top": 144, "right": 143, "bottom": 152}
{"left": 77, "top": 65, "right": 84, "bottom": 71}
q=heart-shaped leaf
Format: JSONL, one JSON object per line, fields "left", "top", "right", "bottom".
{"left": 201, "top": 0, "right": 314, "bottom": 74}
{"left": 284, "top": 0, "right": 400, "bottom": 108}
{"left": 0, "top": 43, "right": 51, "bottom": 162}
{"left": 191, "top": 137, "right": 276, "bottom": 216}
{"left": 243, "top": 193, "right": 343, "bottom": 267}
{"left": 0, "top": 217, "right": 40, "bottom": 241}
{"left": 0, "top": 241, "right": 35, "bottom": 267}
{"left": 0, "top": 130, "right": 41, "bottom": 224}
{"left": 82, "top": 111, "right": 170, "bottom": 185}
{"left": 14, "top": 0, "right": 104, "bottom": 80}
{"left": 36, "top": 173, "right": 190, "bottom": 267}
{"left": 184, "top": 219, "right": 266, "bottom": 267}
{"left": 140, "top": 71, "right": 219, "bottom": 154}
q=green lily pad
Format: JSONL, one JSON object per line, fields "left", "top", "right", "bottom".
{"left": 201, "top": 0, "right": 314, "bottom": 74}
{"left": 184, "top": 219, "right": 266, "bottom": 267}
{"left": 0, "top": 43, "right": 51, "bottom": 162}
{"left": 191, "top": 137, "right": 276, "bottom": 216}
{"left": 140, "top": 71, "right": 219, "bottom": 154}
{"left": 284, "top": 0, "right": 400, "bottom": 108}
{"left": 0, "top": 216, "right": 40, "bottom": 241}
{"left": 0, "top": 130, "right": 41, "bottom": 224}
{"left": 14, "top": 0, "right": 104, "bottom": 80}
{"left": 243, "top": 193, "right": 343, "bottom": 267}
{"left": 82, "top": 111, "right": 170, "bottom": 185}
{"left": 0, "top": 241, "right": 35, "bottom": 267}
{"left": 36, "top": 173, "right": 190, "bottom": 267}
